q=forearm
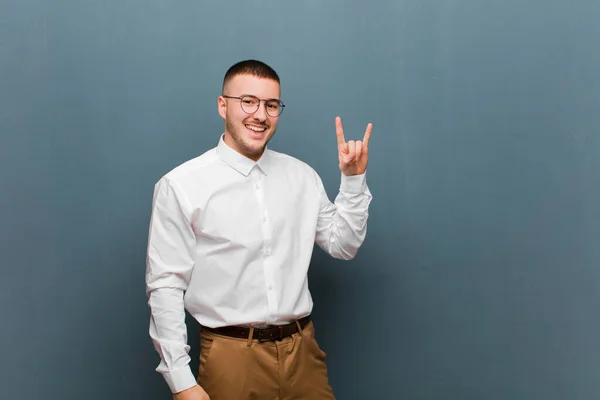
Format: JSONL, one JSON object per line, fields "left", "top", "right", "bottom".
{"left": 148, "top": 287, "right": 197, "bottom": 393}
{"left": 315, "top": 173, "right": 372, "bottom": 259}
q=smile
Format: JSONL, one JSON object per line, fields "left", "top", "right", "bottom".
{"left": 245, "top": 124, "right": 267, "bottom": 132}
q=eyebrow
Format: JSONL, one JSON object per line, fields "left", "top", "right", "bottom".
{"left": 241, "top": 94, "right": 282, "bottom": 101}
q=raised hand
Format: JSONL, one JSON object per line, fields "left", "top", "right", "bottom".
{"left": 335, "top": 116, "right": 372, "bottom": 176}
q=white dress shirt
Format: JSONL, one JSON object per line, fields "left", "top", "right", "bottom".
{"left": 145, "top": 135, "right": 372, "bottom": 393}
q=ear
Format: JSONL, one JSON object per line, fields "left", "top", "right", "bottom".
{"left": 217, "top": 96, "right": 227, "bottom": 120}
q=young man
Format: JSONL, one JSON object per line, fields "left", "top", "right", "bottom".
{"left": 145, "top": 60, "right": 373, "bottom": 400}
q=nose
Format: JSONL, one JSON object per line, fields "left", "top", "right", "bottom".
{"left": 252, "top": 101, "right": 268, "bottom": 120}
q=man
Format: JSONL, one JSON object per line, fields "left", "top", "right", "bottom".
{"left": 145, "top": 59, "right": 373, "bottom": 400}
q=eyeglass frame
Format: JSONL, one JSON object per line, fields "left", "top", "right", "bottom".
{"left": 222, "top": 94, "right": 286, "bottom": 117}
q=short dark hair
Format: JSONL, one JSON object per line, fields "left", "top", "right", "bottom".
{"left": 222, "top": 60, "right": 280, "bottom": 92}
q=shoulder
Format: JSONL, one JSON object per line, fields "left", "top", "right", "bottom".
{"left": 267, "top": 149, "right": 320, "bottom": 177}
{"left": 156, "top": 147, "right": 219, "bottom": 188}
{"left": 264, "top": 149, "right": 326, "bottom": 194}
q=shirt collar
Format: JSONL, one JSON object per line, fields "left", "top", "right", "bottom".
{"left": 216, "top": 134, "right": 270, "bottom": 176}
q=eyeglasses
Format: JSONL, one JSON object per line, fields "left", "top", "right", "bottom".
{"left": 222, "top": 95, "right": 286, "bottom": 117}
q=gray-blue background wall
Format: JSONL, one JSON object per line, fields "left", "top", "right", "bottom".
{"left": 1, "top": 1, "right": 599, "bottom": 399}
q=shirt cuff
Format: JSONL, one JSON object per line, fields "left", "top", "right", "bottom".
{"left": 340, "top": 172, "right": 367, "bottom": 193}
{"left": 163, "top": 365, "right": 198, "bottom": 394}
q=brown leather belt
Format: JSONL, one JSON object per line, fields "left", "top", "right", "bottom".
{"left": 202, "top": 315, "right": 311, "bottom": 342}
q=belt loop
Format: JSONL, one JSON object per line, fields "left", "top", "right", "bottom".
{"left": 295, "top": 320, "right": 303, "bottom": 337}
{"left": 247, "top": 327, "right": 254, "bottom": 347}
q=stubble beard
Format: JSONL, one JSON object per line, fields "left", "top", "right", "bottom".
{"left": 225, "top": 118, "right": 276, "bottom": 159}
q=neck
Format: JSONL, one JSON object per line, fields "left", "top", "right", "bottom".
{"left": 223, "top": 132, "right": 264, "bottom": 161}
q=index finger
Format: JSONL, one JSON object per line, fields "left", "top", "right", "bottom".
{"left": 335, "top": 116, "right": 346, "bottom": 146}
{"left": 363, "top": 123, "right": 373, "bottom": 147}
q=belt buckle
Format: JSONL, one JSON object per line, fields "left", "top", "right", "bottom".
{"left": 256, "top": 325, "right": 284, "bottom": 342}
{"left": 257, "top": 329, "right": 269, "bottom": 342}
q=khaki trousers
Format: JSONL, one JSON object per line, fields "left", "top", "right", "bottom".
{"left": 197, "top": 321, "right": 336, "bottom": 400}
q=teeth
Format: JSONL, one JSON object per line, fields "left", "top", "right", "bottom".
{"left": 246, "top": 125, "right": 266, "bottom": 132}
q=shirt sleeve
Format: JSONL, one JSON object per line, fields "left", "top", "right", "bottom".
{"left": 145, "top": 178, "right": 198, "bottom": 393}
{"left": 314, "top": 171, "right": 373, "bottom": 259}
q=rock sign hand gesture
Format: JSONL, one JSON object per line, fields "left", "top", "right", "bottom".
{"left": 336, "top": 116, "right": 372, "bottom": 176}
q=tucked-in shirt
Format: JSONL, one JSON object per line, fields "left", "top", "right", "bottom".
{"left": 145, "top": 135, "right": 372, "bottom": 393}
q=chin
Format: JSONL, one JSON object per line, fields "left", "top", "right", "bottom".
{"left": 246, "top": 143, "right": 267, "bottom": 155}
{"left": 247, "top": 131, "right": 272, "bottom": 145}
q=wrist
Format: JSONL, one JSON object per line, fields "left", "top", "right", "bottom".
{"left": 340, "top": 172, "right": 367, "bottom": 193}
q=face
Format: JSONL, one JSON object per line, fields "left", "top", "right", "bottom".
{"left": 218, "top": 74, "right": 281, "bottom": 161}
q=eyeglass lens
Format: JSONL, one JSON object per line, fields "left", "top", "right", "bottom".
{"left": 240, "top": 96, "right": 282, "bottom": 117}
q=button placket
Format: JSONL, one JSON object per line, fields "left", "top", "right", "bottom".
{"left": 250, "top": 169, "right": 277, "bottom": 313}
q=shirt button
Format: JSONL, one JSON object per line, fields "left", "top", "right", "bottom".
{"left": 263, "top": 216, "right": 267, "bottom": 222}
{"left": 255, "top": 184, "right": 260, "bottom": 190}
